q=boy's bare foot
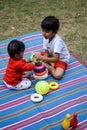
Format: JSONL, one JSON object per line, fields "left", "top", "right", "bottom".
{"left": 44, "top": 63, "right": 54, "bottom": 73}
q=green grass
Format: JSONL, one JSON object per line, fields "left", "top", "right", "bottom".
{"left": 0, "top": 0, "right": 87, "bottom": 61}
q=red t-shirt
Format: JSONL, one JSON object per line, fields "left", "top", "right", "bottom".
{"left": 3, "top": 58, "right": 34, "bottom": 86}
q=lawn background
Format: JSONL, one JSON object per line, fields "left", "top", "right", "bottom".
{"left": 0, "top": 0, "right": 87, "bottom": 62}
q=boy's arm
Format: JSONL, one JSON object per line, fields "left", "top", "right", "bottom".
{"left": 44, "top": 49, "right": 50, "bottom": 56}
{"left": 31, "top": 50, "right": 49, "bottom": 62}
{"left": 34, "top": 53, "right": 59, "bottom": 63}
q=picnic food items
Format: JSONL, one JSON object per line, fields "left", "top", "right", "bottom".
{"left": 49, "top": 82, "right": 59, "bottom": 90}
{"left": 35, "top": 81, "right": 50, "bottom": 95}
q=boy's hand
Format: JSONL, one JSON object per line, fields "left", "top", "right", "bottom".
{"left": 32, "top": 57, "right": 36, "bottom": 62}
{"left": 34, "top": 53, "right": 42, "bottom": 60}
{"left": 29, "top": 52, "right": 40, "bottom": 62}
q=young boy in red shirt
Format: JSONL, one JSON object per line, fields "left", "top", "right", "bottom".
{"left": 3, "top": 40, "right": 35, "bottom": 90}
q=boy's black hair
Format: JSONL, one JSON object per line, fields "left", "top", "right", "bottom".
{"left": 8, "top": 40, "right": 25, "bottom": 58}
{"left": 41, "top": 16, "right": 59, "bottom": 31}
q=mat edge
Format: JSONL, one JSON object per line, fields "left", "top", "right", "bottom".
{"left": 70, "top": 51, "right": 87, "bottom": 68}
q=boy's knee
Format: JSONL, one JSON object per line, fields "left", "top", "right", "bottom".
{"left": 53, "top": 74, "right": 63, "bottom": 80}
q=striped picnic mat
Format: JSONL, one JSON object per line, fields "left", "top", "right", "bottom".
{"left": 0, "top": 31, "right": 87, "bottom": 130}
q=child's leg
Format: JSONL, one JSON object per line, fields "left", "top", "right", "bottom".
{"left": 3, "top": 78, "right": 31, "bottom": 90}
{"left": 3, "top": 81, "right": 17, "bottom": 90}
{"left": 15, "top": 78, "right": 31, "bottom": 90}
{"left": 44, "top": 61, "right": 67, "bottom": 79}
{"left": 51, "top": 67, "right": 65, "bottom": 79}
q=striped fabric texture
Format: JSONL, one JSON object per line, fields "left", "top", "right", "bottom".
{"left": 0, "top": 31, "right": 87, "bottom": 130}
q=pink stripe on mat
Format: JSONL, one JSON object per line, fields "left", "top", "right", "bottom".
{"left": 0, "top": 44, "right": 43, "bottom": 60}
{"left": 0, "top": 95, "right": 30, "bottom": 111}
{"left": 0, "top": 34, "right": 42, "bottom": 48}
{"left": 70, "top": 51, "right": 87, "bottom": 68}
{"left": 69, "top": 120, "right": 87, "bottom": 130}
{"left": 1, "top": 86, "right": 86, "bottom": 120}
{"left": 1, "top": 95, "right": 86, "bottom": 130}
{"left": 1, "top": 80, "right": 87, "bottom": 111}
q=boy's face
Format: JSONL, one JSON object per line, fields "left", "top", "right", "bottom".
{"left": 42, "top": 29, "right": 56, "bottom": 40}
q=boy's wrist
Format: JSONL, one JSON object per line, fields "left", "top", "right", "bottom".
{"left": 32, "top": 62, "right": 35, "bottom": 65}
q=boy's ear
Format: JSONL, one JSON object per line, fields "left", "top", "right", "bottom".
{"left": 15, "top": 54, "right": 18, "bottom": 58}
{"left": 55, "top": 30, "right": 58, "bottom": 33}
{"left": 53, "top": 30, "right": 58, "bottom": 34}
